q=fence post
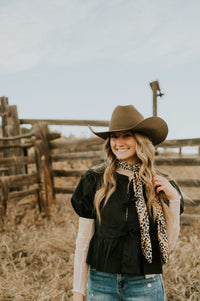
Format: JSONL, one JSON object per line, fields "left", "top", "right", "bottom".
{"left": 149, "top": 80, "right": 164, "bottom": 117}
{"left": 0, "top": 97, "right": 9, "bottom": 163}
{"left": 34, "top": 123, "right": 55, "bottom": 214}
{"left": 0, "top": 97, "right": 24, "bottom": 175}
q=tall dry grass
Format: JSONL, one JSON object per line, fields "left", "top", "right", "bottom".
{"left": 163, "top": 222, "right": 200, "bottom": 300}
{"left": 0, "top": 197, "right": 76, "bottom": 301}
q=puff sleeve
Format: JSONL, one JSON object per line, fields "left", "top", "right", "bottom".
{"left": 71, "top": 170, "right": 99, "bottom": 219}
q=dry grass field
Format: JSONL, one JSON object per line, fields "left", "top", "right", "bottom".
{"left": 0, "top": 157, "right": 199, "bottom": 300}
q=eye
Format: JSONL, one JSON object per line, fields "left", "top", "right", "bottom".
{"left": 123, "top": 133, "right": 132, "bottom": 138}
{"left": 110, "top": 134, "right": 117, "bottom": 139}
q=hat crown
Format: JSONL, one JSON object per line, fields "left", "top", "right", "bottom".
{"left": 109, "top": 105, "right": 144, "bottom": 131}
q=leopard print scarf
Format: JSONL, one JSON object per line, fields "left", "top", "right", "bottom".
{"left": 117, "top": 160, "right": 168, "bottom": 264}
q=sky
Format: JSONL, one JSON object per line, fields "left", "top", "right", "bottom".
{"left": 0, "top": 0, "right": 200, "bottom": 140}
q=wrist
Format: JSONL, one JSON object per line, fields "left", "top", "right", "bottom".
{"left": 169, "top": 196, "right": 181, "bottom": 203}
{"left": 168, "top": 197, "right": 181, "bottom": 215}
{"left": 73, "top": 291, "right": 84, "bottom": 301}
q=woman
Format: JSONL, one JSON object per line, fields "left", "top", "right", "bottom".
{"left": 71, "top": 105, "right": 184, "bottom": 301}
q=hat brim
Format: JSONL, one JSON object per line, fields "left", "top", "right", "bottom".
{"left": 88, "top": 117, "right": 168, "bottom": 145}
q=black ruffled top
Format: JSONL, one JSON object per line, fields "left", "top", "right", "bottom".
{"left": 71, "top": 169, "right": 184, "bottom": 275}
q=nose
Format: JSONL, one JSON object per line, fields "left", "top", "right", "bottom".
{"left": 116, "top": 137, "right": 124, "bottom": 146}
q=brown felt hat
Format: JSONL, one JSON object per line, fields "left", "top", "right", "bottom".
{"left": 89, "top": 105, "right": 168, "bottom": 145}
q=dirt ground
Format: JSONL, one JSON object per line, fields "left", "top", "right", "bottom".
{"left": 0, "top": 158, "right": 199, "bottom": 300}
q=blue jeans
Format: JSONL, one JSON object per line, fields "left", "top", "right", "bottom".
{"left": 87, "top": 268, "right": 165, "bottom": 301}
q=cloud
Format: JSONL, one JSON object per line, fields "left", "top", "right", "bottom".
{"left": 0, "top": 0, "right": 200, "bottom": 73}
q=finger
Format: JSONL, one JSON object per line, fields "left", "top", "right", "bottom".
{"left": 152, "top": 181, "right": 159, "bottom": 189}
{"left": 152, "top": 176, "right": 160, "bottom": 183}
{"left": 153, "top": 180, "right": 162, "bottom": 188}
{"left": 156, "top": 186, "right": 163, "bottom": 194}
{"left": 152, "top": 175, "right": 163, "bottom": 184}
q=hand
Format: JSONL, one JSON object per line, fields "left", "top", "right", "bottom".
{"left": 73, "top": 292, "right": 84, "bottom": 301}
{"left": 152, "top": 175, "right": 180, "bottom": 201}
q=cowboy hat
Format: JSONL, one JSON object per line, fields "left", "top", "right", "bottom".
{"left": 88, "top": 105, "right": 168, "bottom": 145}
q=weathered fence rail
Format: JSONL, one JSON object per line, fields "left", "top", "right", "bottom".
{"left": 0, "top": 96, "right": 200, "bottom": 225}
{"left": 154, "top": 157, "right": 200, "bottom": 166}
{"left": 20, "top": 119, "right": 109, "bottom": 127}
{"left": 160, "top": 138, "right": 200, "bottom": 148}
{"left": 52, "top": 150, "right": 105, "bottom": 161}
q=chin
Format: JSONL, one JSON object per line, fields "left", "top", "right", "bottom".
{"left": 117, "top": 156, "right": 130, "bottom": 161}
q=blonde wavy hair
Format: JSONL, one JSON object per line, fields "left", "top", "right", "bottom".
{"left": 93, "top": 132, "right": 171, "bottom": 223}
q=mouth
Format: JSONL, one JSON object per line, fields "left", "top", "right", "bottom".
{"left": 116, "top": 148, "right": 129, "bottom": 153}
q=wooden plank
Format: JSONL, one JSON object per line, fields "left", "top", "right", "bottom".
{"left": 35, "top": 131, "right": 61, "bottom": 141}
{"left": 50, "top": 137, "right": 103, "bottom": 150}
{"left": 0, "top": 167, "right": 9, "bottom": 174}
{"left": 53, "top": 169, "right": 85, "bottom": 177}
{"left": 180, "top": 214, "right": 200, "bottom": 225}
{"left": 184, "top": 198, "right": 200, "bottom": 206}
{"left": 150, "top": 81, "right": 160, "bottom": 117}
{"left": 54, "top": 186, "right": 76, "bottom": 194}
{"left": 80, "top": 156, "right": 200, "bottom": 166}
{"left": 0, "top": 132, "right": 34, "bottom": 141}
{"left": 1, "top": 102, "right": 26, "bottom": 175}
{"left": 159, "top": 138, "right": 200, "bottom": 148}
{"left": 0, "top": 131, "right": 60, "bottom": 141}
{"left": 9, "top": 187, "right": 39, "bottom": 200}
{"left": 34, "top": 123, "right": 55, "bottom": 213}
{"left": 52, "top": 150, "right": 105, "bottom": 161}
{"left": 175, "top": 178, "right": 200, "bottom": 187}
{"left": 48, "top": 132, "right": 61, "bottom": 140}
{"left": 0, "top": 97, "right": 9, "bottom": 137}
{"left": 0, "top": 142, "right": 33, "bottom": 149}
{"left": 154, "top": 157, "right": 200, "bottom": 166}
{"left": 0, "top": 155, "right": 35, "bottom": 165}
{"left": 20, "top": 119, "right": 109, "bottom": 127}
{"left": 0, "top": 173, "right": 38, "bottom": 188}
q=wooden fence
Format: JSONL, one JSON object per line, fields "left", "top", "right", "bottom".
{"left": 0, "top": 97, "right": 200, "bottom": 225}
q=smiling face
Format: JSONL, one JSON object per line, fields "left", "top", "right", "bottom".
{"left": 110, "top": 131, "right": 138, "bottom": 164}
